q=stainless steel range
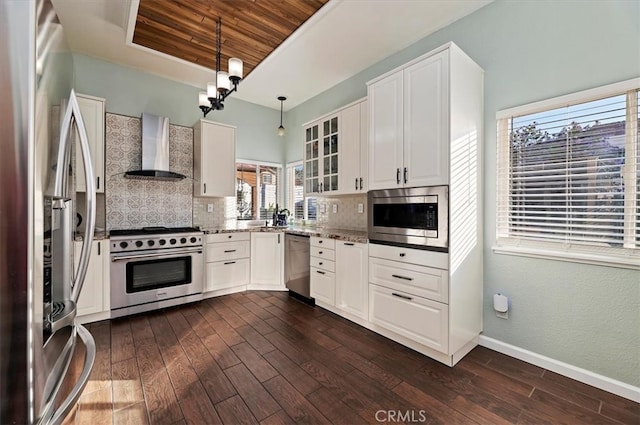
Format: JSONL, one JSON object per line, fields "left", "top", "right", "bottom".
{"left": 109, "top": 227, "right": 204, "bottom": 318}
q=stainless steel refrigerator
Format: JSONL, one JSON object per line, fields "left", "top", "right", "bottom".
{"left": 1, "top": 0, "right": 97, "bottom": 423}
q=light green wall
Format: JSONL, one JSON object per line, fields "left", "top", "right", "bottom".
{"left": 285, "top": 0, "right": 640, "bottom": 386}
{"left": 72, "top": 54, "right": 285, "bottom": 164}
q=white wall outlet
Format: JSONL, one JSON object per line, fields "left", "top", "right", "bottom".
{"left": 357, "top": 203, "right": 364, "bottom": 214}
{"left": 332, "top": 204, "right": 338, "bottom": 213}
{"left": 207, "top": 203, "right": 213, "bottom": 213}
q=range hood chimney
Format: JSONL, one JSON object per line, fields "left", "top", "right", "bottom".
{"left": 124, "top": 113, "right": 186, "bottom": 181}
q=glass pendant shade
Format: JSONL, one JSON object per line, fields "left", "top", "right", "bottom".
{"left": 217, "top": 71, "right": 230, "bottom": 91}
{"left": 229, "top": 58, "right": 243, "bottom": 79}
{"left": 199, "top": 91, "right": 209, "bottom": 106}
{"left": 206, "top": 83, "right": 217, "bottom": 98}
{"left": 278, "top": 125, "right": 285, "bottom": 137}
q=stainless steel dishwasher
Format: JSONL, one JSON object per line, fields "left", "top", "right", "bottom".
{"left": 285, "top": 234, "right": 313, "bottom": 304}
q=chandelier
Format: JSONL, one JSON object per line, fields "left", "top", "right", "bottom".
{"left": 198, "top": 17, "right": 243, "bottom": 117}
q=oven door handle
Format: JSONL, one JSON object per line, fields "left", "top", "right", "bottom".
{"left": 110, "top": 248, "right": 203, "bottom": 262}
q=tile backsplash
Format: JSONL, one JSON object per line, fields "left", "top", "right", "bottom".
{"left": 193, "top": 196, "right": 238, "bottom": 229}
{"left": 105, "top": 113, "right": 193, "bottom": 230}
{"left": 316, "top": 194, "right": 367, "bottom": 231}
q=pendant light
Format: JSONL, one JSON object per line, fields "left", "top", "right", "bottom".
{"left": 198, "top": 18, "right": 244, "bottom": 117}
{"left": 277, "top": 96, "right": 286, "bottom": 137}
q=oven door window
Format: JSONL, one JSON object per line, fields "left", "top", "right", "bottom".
{"left": 126, "top": 256, "right": 192, "bottom": 293}
{"left": 373, "top": 203, "right": 438, "bottom": 231}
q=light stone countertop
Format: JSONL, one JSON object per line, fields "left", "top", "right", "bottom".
{"left": 202, "top": 224, "right": 368, "bottom": 244}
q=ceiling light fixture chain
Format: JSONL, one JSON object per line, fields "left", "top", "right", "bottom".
{"left": 198, "top": 17, "right": 243, "bottom": 117}
{"left": 277, "top": 96, "right": 286, "bottom": 136}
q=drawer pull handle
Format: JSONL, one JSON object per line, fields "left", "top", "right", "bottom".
{"left": 344, "top": 242, "right": 354, "bottom": 246}
{"left": 228, "top": 235, "right": 232, "bottom": 239}
{"left": 224, "top": 249, "right": 237, "bottom": 253}
{"left": 224, "top": 261, "right": 236, "bottom": 265}
{"left": 317, "top": 270, "right": 326, "bottom": 275}
{"left": 319, "top": 262, "right": 323, "bottom": 265}
{"left": 319, "top": 251, "right": 323, "bottom": 254}
{"left": 399, "top": 253, "right": 406, "bottom": 257}
{"left": 392, "top": 292, "right": 413, "bottom": 301}
{"left": 318, "top": 240, "right": 323, "bottom": 244}
{"left": 392, "top": 274, "right": 413, "bottom": 281}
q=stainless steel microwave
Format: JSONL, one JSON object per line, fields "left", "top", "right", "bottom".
{"left": 368, "top": 185, "right": 449, "bottom": 251}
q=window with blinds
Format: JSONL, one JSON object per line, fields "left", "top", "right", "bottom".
{"left": 496, "top": 80, "right": 639, "bottom": 268}
{"left": 236, "top": 162, "right": 281, "bottom": 221}
{"left": 286, "top": 162, "right": 317, "bottom": 221}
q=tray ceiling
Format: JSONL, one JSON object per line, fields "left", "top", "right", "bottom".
{"left": 133, "top": 0, "right": 329, "bottom": 78}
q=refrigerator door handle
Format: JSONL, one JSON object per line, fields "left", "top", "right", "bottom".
{"left": 67, "top": 91, "right": 97, "bottom": 304}
{"left": 48, "top": 325, "right": 96, "bottom": 425}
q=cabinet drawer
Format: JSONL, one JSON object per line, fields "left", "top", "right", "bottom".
{"left": 206, "top": 258, "right": 250, "bottom": 291}
{"left": 310, "top": 267, "right": 335, "bottom": 306}
{"left": 206, "top": 241, "right": 250, "bottom": 262}
{"left": 369, "top": 257, "right": 448, "bottom": 303}
{"left": 310, "top": 257, "right": 335, "bottom": 273}
{"left": 369, "top": 284, "right": 448, "bottom": 354}
{"left": 310, "top": 246, "right": 335, "bottom": 261}
{"left": 206, "top": 232, "right": 250, "bottom": 244}
{"left": 369, "top": 243, "right": 448, "bottom": 270}
{"left": 311, "top": 237, "right": 335, "bottom": 249}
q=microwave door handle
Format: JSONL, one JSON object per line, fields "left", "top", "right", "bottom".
{"left": 68, "top": 90, "right": 97, "bottom": 304}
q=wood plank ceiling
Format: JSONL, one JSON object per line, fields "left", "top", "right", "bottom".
{"left": 134, "top": 0, "right": 329, "bottom": 78}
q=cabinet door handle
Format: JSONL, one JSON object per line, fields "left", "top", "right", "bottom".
{"left": 359, "top": 177, "right": 363, "bottom": 190}
{"left": 316, "top": 270, "right": 326, "bottom": 275}
{"left": 355, "top": 178, "right": 358, "bottom": 190}
{"left": 204, "top": 183, "right": 207, "bottom": 194}
{"left": 223, "top": 249, "right": 237, "bottom": 253}
{"left": 224, "top": 261, "right": 236, "bottom": 265}
{"left": 319, "top": 262, "right": 323, "bottom": 266}
{"left": 278, "top": 234, "right": 280, "bottom": 244}
{"left": 403, "top": 167, "right": 408, "bottom": 184}
{"left": 396, "top": 168, "right": 400, "bottom": 184}
{"left": 228, "top": 235, "right": 232, "bottom": 239}
{"left": 318, "top": 251, "right": 323, "bottom": 255}
{"left": 97, "top": 241, "right": 100, "bottom": 255}
{"left": 344, "top": 242, "right": 354, "bottom": 246}
{"left": 318, "top": 240, "right": 323, "bottom": 244}
{"left": 392, "top": 274, "right": 413, "bottom": 281}
{"left": 392, "top": 292, "right": 413, "bottom": 301}
{"left": 97, "top": 176, "right": 100, "bottom": 190}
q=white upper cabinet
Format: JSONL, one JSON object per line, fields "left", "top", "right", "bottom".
{"left": 75, "top": 94, "right": 105, "bottom": 193}
{"left": 368, "top": 46, "right": 463, "bottom": 190}
{"left": 338, "top": 100, "right": 368, "bottom": 194}
{"left": 193, "top": 120, "right": 236, "bottom": 197}
{"left": 304, "top": 98, "right": 367, "bottom": 196}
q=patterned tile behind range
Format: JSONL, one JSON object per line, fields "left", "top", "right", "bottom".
{"left": 105, "top": 113, "right": 193, "bottom": 231}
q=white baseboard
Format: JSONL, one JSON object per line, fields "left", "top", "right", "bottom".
{"left": 479, "top": 336, "right": 640, "bottom": 403}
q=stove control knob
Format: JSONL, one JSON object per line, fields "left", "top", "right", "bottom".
{"left": 119, "top": 241, "right": 128, "bottom": 249}
{"left": 190, "top": 237, "right": 197, "bottom": 243}
{"left": 135, "top": 241, "right": 143, "bottom": 248}
{"left": 148, "top": 240, "right": 155, "bottom": 247}
{"left": 170, "top": 238, "right": 177, "bottom": 245}
{"left": 180, "top": 237, "right": 187, "bottom": 244}
{"left": 159, "top": 239, "right": 166, "bottom": 246}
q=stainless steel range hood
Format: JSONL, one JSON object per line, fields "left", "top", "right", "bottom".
{"left": 124, "top": 113, "right": 186, "bottom": 181}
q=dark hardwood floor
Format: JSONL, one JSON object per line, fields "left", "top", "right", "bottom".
{"left": 62, "top": 291, "right": 639, "bottom": 425}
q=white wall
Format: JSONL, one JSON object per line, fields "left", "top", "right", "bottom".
{"left": 285, "top": 0, "right": 640, "bottom": 386}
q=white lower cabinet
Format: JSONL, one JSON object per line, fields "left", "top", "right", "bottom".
{"left": 369, "top": 284, "right": 448, "bottom": 354}
{"left": 205, "top": 233, "right": 250, "bottom": 296}
{"left": 310, "top": 237, "right": 336, "bottom": 305}
{"left": 250, "top": 232, "right": 284, "bottom": 290}
{"left": 74, "top": 239, "right": 110, "bottom": 323}
{"left": 335, "top": 241, "right": 368, "bottom": 320}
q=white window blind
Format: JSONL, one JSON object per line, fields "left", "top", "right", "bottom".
{"left": 496, "top": 80, "right": 639, "bottom": 268}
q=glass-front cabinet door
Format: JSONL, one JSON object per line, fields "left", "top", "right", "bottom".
{"left": 304, "top": 122, "right": 319, "bottom": 194}
{"left": 322, "top": 115, "right": 339, "bottom": 192}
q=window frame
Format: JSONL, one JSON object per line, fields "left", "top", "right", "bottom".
{"left": 235, "top": 159, "right": 283, "bottom": 221}
{"left": 286, "top": 160, "right": 317, "bottom": 223}
{"left": 494, "top": 78, "right": 640, "bottom": 270}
